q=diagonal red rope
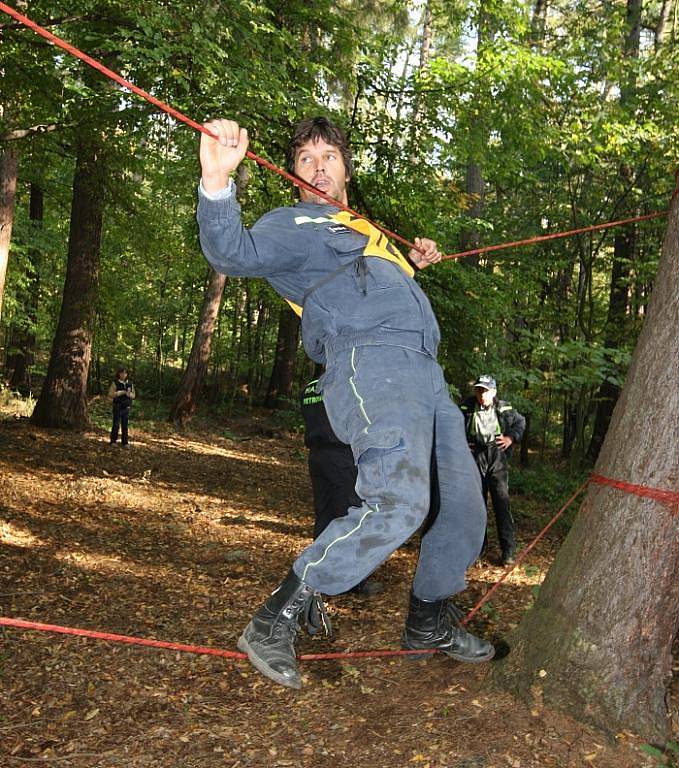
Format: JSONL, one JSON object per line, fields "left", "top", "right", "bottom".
{"left": 460, "top": 478, "right": 591, "bottom": 625}
{"left": 442, "top": 211, "right": 668, "bottom": 261}
{"left": 1, "top": 1, "right": 669, "bottom": 264}
{"left": 0, "top": 1, "right": 421, "bottom": 255}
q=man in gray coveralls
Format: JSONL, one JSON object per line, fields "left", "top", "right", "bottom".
{"left": 197, "top": 116, "right": 494, "bottom": 689}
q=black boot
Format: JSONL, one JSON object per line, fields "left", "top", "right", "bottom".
{"left": 401, "top": 592, "right": 495, "bottom": 662}
{"left": 237, "top": 569, "right": 326, "bottom": 689}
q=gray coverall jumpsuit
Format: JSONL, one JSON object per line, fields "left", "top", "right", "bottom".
{"left": 197, "top": 190, "right": 486, "bottom": 601}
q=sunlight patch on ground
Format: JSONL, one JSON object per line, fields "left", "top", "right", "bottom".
{"left": 52, "top": 548, "right": 212, "bottom": 592}
{"left": 143, "top": 435, "right": 287, "bottom": 466}
{"left": 470, "top": 566, "right": 545, "bottom": 587}
{"left": 0, "top": 520, "right": 48, "bottom": 548}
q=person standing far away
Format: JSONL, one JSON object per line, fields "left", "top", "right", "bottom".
{"left": 196, "top": 115, "right": 495, "bottom": 690}
{"left": 460, "top": 375, "right": 526, "bottom": 565}
{"left": 108, "top": 367, "right": 135, "bottom": 447}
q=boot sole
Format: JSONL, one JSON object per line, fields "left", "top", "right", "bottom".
{"left": 237, "top": 634, "right": 302, "bottom": 690}
{"left": 402, "top": 646, "right": 496, "bottom": 663}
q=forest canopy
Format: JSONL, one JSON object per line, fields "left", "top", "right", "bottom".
{"left": 1, "top": 0, "right": 677, "bottom": 464}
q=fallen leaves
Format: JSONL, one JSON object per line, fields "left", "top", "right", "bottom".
{"left": 0, "top": 418, "right": 663, "bottom": 768}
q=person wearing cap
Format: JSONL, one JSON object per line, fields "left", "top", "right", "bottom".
{"left": 460, "top": 376, "right": 526, "bottom": 565}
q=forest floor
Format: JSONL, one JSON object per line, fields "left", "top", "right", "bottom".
{"left": 0, "top": 399, "right": 675, "bottom": 768}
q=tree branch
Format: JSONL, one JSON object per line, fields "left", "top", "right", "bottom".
{"left": 0, "top": 124, "right": 62, "bottom": 142}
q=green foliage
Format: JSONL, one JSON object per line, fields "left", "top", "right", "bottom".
{"left": 512, "top": 463, "right": 587, "bottom": 506}
{"left": 640, "top": 741, "right": 679, "bottom": 767}
{"left": 1, "top": 0, "right": 675, "bottom": 452}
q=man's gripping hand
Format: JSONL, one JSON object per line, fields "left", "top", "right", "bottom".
{"left": 409, "top": 237, "right": 442, "bottom": 270}
{"left": 200, "top": 119, "right": 249, "bottom": 194}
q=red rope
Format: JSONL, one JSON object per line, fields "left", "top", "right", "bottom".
{"left": 0, "top": 617, "right": 432, "bottom": 660}
{"left": 0, "top": 1, "right": 421, "bottom": 255}
{"left": 1, "top": 1, "right": 669, "bottom": 263}
{"left": 590, "top": 473, "right": 679, "bottom": 508}
{"left": 443, "top": 211, "right": 668, "bottom": 262}
{"left": 0, "top": 473, "right": 675, "bottom": 661}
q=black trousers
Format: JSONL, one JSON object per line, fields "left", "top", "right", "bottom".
{"left": 308, "top": 446, "right": 361, "bottom": 539}
{"left": 111, "top": 406, "right": 131, "bottom": 445}
{"left": 476, "top": 450, "right": 515, "bottom": 555}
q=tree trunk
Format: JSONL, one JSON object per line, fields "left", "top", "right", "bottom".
{"left": 264, "top": 305, "right": 300, "bottom": 409}
{"left": 31, "top": 135, "right": 105, "bottom": 429}
{"left": 459, "top": 0, "right": 492, "bottom": 266}
{"left": 530, "top": 0, "right": 548, "bottom": 46}
{"left": 408, "top": 0, "right": 433, "bottom": 162}
{"left": 168, "top": 268, "right": 227, "bottom": 427}
{"left": 8, "top": 182, "right": 43, "bottom": 394}
{"left": 492, "top": 191, "right": 679, "bottom": 742}
{"left": 586, "top": 0, "right": 641, "bottom": 463}
{"left": 0, "top": 146, "right": 19, "bottom": 325}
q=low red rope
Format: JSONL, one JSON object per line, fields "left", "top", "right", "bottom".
{"left": 1, "top": 1, "right": 669, "bottom": 263}
{"left": 0, "top": 473, "right": 675, "bottom": 661}
{"left": 0, "top": 617, "right": 433, "bottom": 660}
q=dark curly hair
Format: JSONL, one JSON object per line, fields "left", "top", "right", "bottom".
{"left": 285, "top": 117, "right": 353, "bottom": 180}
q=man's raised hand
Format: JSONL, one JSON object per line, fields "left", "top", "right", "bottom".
{"left": 200, "top": 119, "right": 249, "bottom": 194}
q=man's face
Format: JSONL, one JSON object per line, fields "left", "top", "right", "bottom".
{"left": 294, "top": 138, "right": 348, "bottom": 206}
{"left": 475, "top": 387, "right": 496, "bottom": 407}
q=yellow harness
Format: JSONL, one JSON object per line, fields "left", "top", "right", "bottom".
{"left": 286, "top": 212, "right": 414, "bottom": 317}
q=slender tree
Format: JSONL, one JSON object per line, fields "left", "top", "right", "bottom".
{"left": 587, "top": 0, "right": 643, "bottom": 462}
{"left": 0, "top": 145, "right": 18, "bottom": 325}
{"left": 168, "top": 267, "right": 227, "bottom": 427}
{"left": 264, "top": 305, "right": 300, "bottom": 409}
{"left": 7, "top": 182, "right": 42, "bottom": 393}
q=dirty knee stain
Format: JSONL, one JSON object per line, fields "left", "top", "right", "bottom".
{"left": 358, "top": 535, "right": 389, "bottom": 555}
{"left": 394, "top": 457, "right": 427, "bottom": 481}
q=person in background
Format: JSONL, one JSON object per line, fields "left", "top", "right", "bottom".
{"left": 108, "top": 367, "right": 135, "bottom": 447}
{"left": 460, "top": 375, "right": 526, "bottom": 565}
{"left": 300, "top": 379, "right": 383, "bottom": 596}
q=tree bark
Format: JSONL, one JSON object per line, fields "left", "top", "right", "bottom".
{"left": 0, "top": 146, "right": 19, "bottom": 325}
{"left": 31, "top": 135, "right": 105, "bottom": 429}
{"left": 168, "top": 268, "right": 227, "bottom": 427}
{"left": 459, "top": 0, "right": 492, "bottom": 266}
{"left": 7, "top": 182, "right": 43, "bottom": 394}
{"left": 264, "top": 305, "right": 300, "bottom": 409}
{"left": 492, "top": 191, "right": 679, "bottom": 742}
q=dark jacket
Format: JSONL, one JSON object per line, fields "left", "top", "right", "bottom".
{"left": 460, "top": 396, "right": 525, "bottom": 458}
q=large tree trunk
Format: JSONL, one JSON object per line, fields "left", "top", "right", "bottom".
{"left": 31, "top": 136, "right": 105, "bottom": 429}
{"left": 0, "top": 146, "right": 19, "bottom": 325}
{"left": 264, "top": 305, "right": 300, "bottom": 409}
{"left": 8, "top": 182, "right": 43, "bottom": 394}
{"left": 168, "top": 268, "right": 227, "bottom": 427}
{"left": 492, "top": 191, "right": 679, "bottom": 742}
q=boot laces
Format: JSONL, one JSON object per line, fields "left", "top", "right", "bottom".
{"left": 305, "top": 592, "right": 334, "bottom": 641}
